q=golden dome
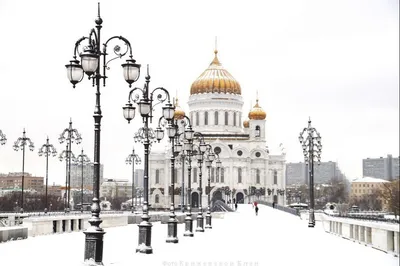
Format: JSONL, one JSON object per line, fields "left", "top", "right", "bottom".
{"left": 243, "top": 120, "right": 250, "bottom": 128}
{"left": 174, "top": 97, "right": 185, "bottom": 120}
{"left": 190, "top": 50, "right": 241, "bottom": 95}
{"left": 248, "top": 99, "right": 266, "bottom": 120}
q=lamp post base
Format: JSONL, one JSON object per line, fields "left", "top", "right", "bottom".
{"left": 205, "top": 211, "right": 212, "bottom": 229}
{"left": 83, "top": 227, "right": 105, "bottom": 264}
{"left": 195, "top": 212, "right": 204, "bottom": 232}
{"left": 136, "top": 214, "right": 153, "bottom": 254}
{"left": 184, "top": 211, "right": 194, "bottom": 237}
{"left": 166, "top": 212, "right": 179, "bottom": 243}
{"left": 308, "top": 209, "right": 315, "bottom": 228}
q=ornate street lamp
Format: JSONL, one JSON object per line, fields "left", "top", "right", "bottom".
{"left": 59, "top": 149, "right": 76, "bottom": 211}
{"left": 65, "top": 4, "right": 140, "bottom": 263}
{"left": 191, "top": 132, "right": 207, "bottom": 232}
{"left": 156, "top": 116, "right": 179, "bottom": 243}
{"left": 126, "top": 148, "right": 141, "bottom": 213}
{"left": 13, "top": 129, "right": 34, "bottom": 213}
{"left": 38, "top": 137, "right": 57, "bottom": 213}
{"left": 123, "top": 65, "right": 174, "bottom": 253}
{"left": 299, "top": 118, "right": 322, "bottom": 228}
{"left": 0, "top": 130, "right": 6, "bottom": 146}
{"left": 204, "top": 145, "right": 216, "bottom": 229}
{"left": 75, "top": 149, "right": 90, "bottom": 212}
{"left": 59, "top": 119, "right": 82, "bottom": 212}
{"left": 183, "top": 134, "right": 195, "bottom": 237}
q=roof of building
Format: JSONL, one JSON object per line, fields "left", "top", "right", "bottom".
{"left": 190, "top": 49, "right": 241, "bottom": 95}
{"left": 248, "top": 99, "right": 266, "bottom": 120}
{"left": 351, "top": 176, "right": 389, "bottom": 183}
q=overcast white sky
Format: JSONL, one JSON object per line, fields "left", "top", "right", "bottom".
{"left": 0, "top": 0, "right": 398, "bottom": 185}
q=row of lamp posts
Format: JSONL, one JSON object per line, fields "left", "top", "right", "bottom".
{"left": 5, "top": 125, "right": 90, "bottom": 214}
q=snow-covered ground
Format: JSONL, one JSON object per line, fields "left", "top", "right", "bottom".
{"left": 0, "top": 204, "right": 398, "bottom": 266}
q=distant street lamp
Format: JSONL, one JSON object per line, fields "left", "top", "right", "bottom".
{"left": 0, "top": 130, "right": 6, "bottom": 146}
{"left": 13, "top": 129, "right": 34, "bottom": 213}
{"left": 59, "top": 149, "right": 76, "bottom": 211}
{"left": 38, "top": 137, "right": 57, "bottom": 213}
{"left": 299, "top": 118, "right": 322, "bottom": 228}
{"left": 59, "top": 119, "right": 82, "bottom": 212}
{"left": 126, "top": 148, "right": 141, "bottom": 213}
{"left": 75, "top": 149, "right": 90, "bottom": 212}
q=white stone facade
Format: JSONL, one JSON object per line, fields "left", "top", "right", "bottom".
{"left": 148, "top": 50, "right": 286, "bottom": 209}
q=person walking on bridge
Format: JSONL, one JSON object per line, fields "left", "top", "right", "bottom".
{"left": 255, "top": 205, "right": 259, "bottom": 216}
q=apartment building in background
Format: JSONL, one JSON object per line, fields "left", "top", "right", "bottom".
{"left": 286, "top": 161, "right": 345, "bottom": 185}
{"left": 69, "top": 163, "right": 104, "bottom": 190}
{"left": 362, "top": 154, "right": 399, "bottom": 181}
{"left": 0, "top": 172, "right": 44, "bottom": 192}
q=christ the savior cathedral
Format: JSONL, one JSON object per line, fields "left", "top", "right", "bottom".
{"left": 148, "top": 48, "right": 286, "bottom": 209}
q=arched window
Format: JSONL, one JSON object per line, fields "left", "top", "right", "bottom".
{"left": 193, "top": 168, "right": 197, "bottom": 183}
{"left": 225, "top": 112, "right": 229, "bottom": 125}
{"left": 238, "top": 168, "right": 242, "bottom": 183}
{"left": 256, "top": 169, "right": 260, "bottom": 184}
{"left": 216, "top": 168, "right": 220, "bottom": 183}
{"left": 234, "top": 112, "right": 237, "bottom": 126}
{"left": 273, "top": 170, "right": 277, "bottom": 184}
{"left": 155, "top": 194, "right": 159, "bottom": 203}
{"left": 205, "top": 111, "right": 208, "bottom": 125}
{"left": 214, "top": 111, "right": 218, "bottom": 125}
{"left": 221, "top": 168, "right": 224, "bottom": 183}
{"left": 211, "top": 167, "right": 215, "bottom": 183}
{"left": 196, "top": 112, "right": 199, "bottom": 126}
{"left": 255, "top": 125, "right": 261, "bottom": 137}
{"left": 155, "top": 169, "right": 160, "bottom": 184}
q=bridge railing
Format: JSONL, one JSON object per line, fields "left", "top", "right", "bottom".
{"left": 257, "top": 200, "right": 299, "bottom": 216}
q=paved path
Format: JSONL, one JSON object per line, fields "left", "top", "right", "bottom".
{"left": 0, "top": 204, "right": 398, "bottom": 266}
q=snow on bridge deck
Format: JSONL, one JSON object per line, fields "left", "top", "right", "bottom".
{"left": 0, "top": 204, "right": 397, "bottom": 266}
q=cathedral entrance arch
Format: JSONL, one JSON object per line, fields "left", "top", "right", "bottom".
{"left": 236, "top": 192, "right": 244, "bottom": 204}
{"left": 212, "top": 190, "right": 223, "bottom": 204}
{"left": 191, "top": 192, "right": 199, "bottom": 208}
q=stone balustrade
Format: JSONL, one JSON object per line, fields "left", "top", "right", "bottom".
{"left": 321, "top": 213, "right": 399, "bottom": 257}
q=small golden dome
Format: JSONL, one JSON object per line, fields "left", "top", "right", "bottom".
{"left": 243, "top": 120, "right": 250, "bottom": 128}
{"left": 248, "top": 99, "right": 266, "bottom": 120}
{"left": 190, "top": 50, "right": 241, "bottom": 95}
{"left": 174, "top": 97, "right": 185, "bottom": 120}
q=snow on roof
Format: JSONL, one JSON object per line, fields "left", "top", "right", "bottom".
{"left": 351, "top": 176, "right": 389, "bottom": 183}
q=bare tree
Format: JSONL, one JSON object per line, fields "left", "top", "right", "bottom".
{"left": 378, "top": 179, "right": 400, "bottom": 218}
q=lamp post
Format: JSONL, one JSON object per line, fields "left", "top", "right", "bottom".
{"left": 191, "top": 133, "right": 207, "bottom": 232}
{"left": 76, "top": 149, "right": 90, "bottom": 212}
{"left": 123, "top": 65, "right": 174, "bottom": 253}
{"left": 0, "top": 130, "right": 6, "bottom": 146}
{"left": 59, "top": 149, "right": 76, "bottom": 211}
{"left": 183, "top": 135, "right": 194, "bottom": 237}
{"left": 13, "top": 129, "right": 34, "bottom": 213}
{"left": 155, "top": 116, "right": 179, "bottom": 243}
{"left": 38, "top": 137, "right": 57, "bottom": 213}
{"left": 65, "top": 3, "right": 140, "bottom": 262}
{"left": 204, "top": 145, "right": 216, "bottom": 229}
{"left": 126, "top": 148, "right": 141, "bottom": 213}
{"left": 299, "top": 118, "right": 322, "bottom": 228}
{"left": 59, "top": 119, "right": 82, "bottom": 212}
